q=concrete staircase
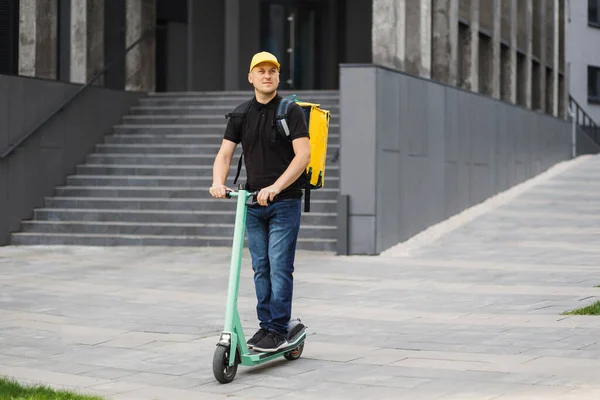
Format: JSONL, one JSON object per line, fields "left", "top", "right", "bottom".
{"left": 10, "top": 91, "right": 340, "bottom": 252}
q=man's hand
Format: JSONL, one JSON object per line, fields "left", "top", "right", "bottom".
{"left": 210, "top": 184, "right": 232, "bottom": 199}
{"left": 257, "top": 185, "right": 281, "bottom": 206}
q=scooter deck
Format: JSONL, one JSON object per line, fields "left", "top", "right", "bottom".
{"left": 241, "top": 329, "right": 306, "bottom": 365}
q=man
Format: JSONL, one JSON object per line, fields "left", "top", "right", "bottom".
{"left": 209, "top": 51, "right": 311, "bottom": 352}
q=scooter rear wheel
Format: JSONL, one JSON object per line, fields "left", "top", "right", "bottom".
{"left": 213, "top": 344, "right": 238, "bottom": 383}
{"left": 284, "top": 343, "right": 304, "bottom": 360}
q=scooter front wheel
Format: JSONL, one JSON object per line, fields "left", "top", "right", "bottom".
{"left": 213, "top": 344, "right": 238, "bottom": 383}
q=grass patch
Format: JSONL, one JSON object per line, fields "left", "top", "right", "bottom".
{"left": 562, "top": 300, "right": 600, "bottom": 316}
{"left": 0, "top": 377, "right": 104, "bottom": 400}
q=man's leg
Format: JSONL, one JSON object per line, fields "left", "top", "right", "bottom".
{"left": 245, "top": 206, "right": 271, "bottom": 333}
{"left": 253, "top": 199, "right": 301, "bottom": 352}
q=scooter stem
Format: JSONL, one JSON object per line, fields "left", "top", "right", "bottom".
{"left": 223, "top": 189, "right": 248, "bottom": 333}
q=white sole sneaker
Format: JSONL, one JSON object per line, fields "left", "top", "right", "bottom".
{"left": 253, "top": 340, "right": 288, "bottom": 353}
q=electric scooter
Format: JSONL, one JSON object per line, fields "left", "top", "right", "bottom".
{"left": 212, "top": 184, "right": 307, "bottom": 384}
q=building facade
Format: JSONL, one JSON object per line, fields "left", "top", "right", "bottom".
{"left": 2, "top": 0, "right": 567, "bottom": 117}
{"left": 566, "top": 0, "right": 600, "bottom": 123}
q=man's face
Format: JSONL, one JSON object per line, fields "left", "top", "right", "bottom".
{"left": 248, "top": 62, "right": 280, "bottom": 95}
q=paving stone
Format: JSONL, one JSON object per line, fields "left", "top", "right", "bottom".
{"left": 3, "top": 155, "right": 600, "bottom": 398}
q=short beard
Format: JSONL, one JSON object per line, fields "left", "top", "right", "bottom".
{"left": 256, "top": 87, "right": 277, "bottom": 96}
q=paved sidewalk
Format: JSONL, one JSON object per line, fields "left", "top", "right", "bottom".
{"left": 1, "top": 155, "right": 600, "bottom": 399}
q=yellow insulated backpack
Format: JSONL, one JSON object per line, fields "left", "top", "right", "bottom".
{"left": 228, "top": 95, "right": 331, "bottom": 212}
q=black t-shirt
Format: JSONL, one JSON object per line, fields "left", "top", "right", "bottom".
{"left": 223, "top": 94, "right": 309, "bottom": 200}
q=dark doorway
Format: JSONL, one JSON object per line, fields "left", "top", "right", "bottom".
{"left": 260, "top": 0, "right": 332, "bottom": 90}
{"left": 0, "top": 0, "right": 19, "bottom": 75}
{"left": 155, "top": 0, "right": 188, "bottom": 92}
{"left": 103, "top": 0, "right": 126, "bottom": 89}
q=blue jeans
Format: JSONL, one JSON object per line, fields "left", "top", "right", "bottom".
{"left": 246, "top": 198, "right": 301, "bottom": 337}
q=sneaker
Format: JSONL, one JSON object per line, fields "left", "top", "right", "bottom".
{"left": 252, "top": 331, "right": 288, "bottom": 353}
{"left": 246, "top": 328, "right": 268, "bottom": 348}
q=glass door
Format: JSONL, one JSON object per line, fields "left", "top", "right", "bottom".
{"left": 260, "top": 1, "right": 323, "bottom": 90}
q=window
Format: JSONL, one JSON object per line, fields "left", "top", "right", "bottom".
{"left": 590, "top": 0, "right": 600, "bottom": 27}
{"left": 589, "top": 66, "right": 600, "bottom": 104}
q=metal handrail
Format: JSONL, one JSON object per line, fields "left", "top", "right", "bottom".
{"left": 568, "top": 95, "right": 599, "bottom": 143}
{"left": 0, "top": 27, "right": 158, "bottom": 159}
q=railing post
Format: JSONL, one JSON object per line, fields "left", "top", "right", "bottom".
{"left": 336, "top": 194, "right": 349, "bottom": 256}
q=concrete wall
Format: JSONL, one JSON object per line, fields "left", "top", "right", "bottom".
{"left": 567, "top": 0, "right": 600, "bottom": 123}
{"left": 339, "top": 64, "right": 593, "bottom": 255}
{"left": 0, "top": 74, "right": 144, "bottom": 245}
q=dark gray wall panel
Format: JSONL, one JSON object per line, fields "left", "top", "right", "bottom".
{"left": 444, "top": 88, "right": 459, "bottom": 163}
{"left": 340, "top": 67, "right": 377, "bottom": 216}
{"left": 457, "top": 90, "right": 472, "bottom": 166}
{"left": 444, "top": 162, "right": 460, "bottom": 218}
{"left": 349, "top": 216, "right": 376, "bottom": 255}
{"left": 377, "top": 69, "right": 401, "bottom": 152}
{"left": 377, "top": 150, "right": 401, "bottom": 251}
{"left": 0, "top": 74, "right": 143, "bottom": 245}
{"left": 340, "top": 64, "right": 587, "bottom": 255}
{"left": 405, "top": 78, "right": 428, "bottom": 156}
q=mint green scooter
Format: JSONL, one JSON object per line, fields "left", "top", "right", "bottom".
{"left": 212, "top": 184, "right": 307, "bottom": 384}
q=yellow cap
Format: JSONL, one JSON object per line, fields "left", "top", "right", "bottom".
{"left": 249, "top": 51, "right": 280, "bottom": 72}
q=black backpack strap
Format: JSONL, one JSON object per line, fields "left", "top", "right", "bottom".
{"left": 233, "top": 156, "right": 243, "bottom": 185}
{"left": 225, "top": 100, "right": 252, "bottom": 185}
{"left": 304, "top": 179, "right": 311, "bottom": 212}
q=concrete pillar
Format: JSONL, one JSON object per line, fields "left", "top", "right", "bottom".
{"left": 405, "top": 0, "right": 432, "bottom": 77}
{"left": 126, "top": 0, "right": 156, "bottom": 92}
{"left": 465, "top": 0, "right": 479, "bottom": 92}
{"left": 396, "top": 0, "right": 406, "bottom": 71}
{"left": 372, "top": 0, "right": 406, "bottom": 71}
{"left": 539, "top": 2, "right": 547, "bottom": 112}
{"left": 18, "top": 0, "right": 58, "bottom": 79}
{"left": 70, "top": 0, "right": 104, "bottom": 84}
{"left": 420, "top": 0, "right": 432, "bottom": 78}
{"left": 553, "top": 0, "right": 559, "bottom": 117}
{"left": 509, "top": 0, "right": 517, "bottom": 103}
{"left": 525, "top": 0, "right": 533, "bottom": 108}
{"left": 432, "top": 0, "right": 458, "bottom": 85}
{"left": 491, "top": 0, "right": 501, "bottom": 98}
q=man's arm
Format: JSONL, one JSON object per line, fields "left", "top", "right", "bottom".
{"left": 209, "top": 139, "right": 237, "bottom": 198}
{"left": 256, "top": 137, "right": 310, "bottom": 206}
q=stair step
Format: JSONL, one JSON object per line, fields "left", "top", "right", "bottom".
{"left": 45, "top": 195, "right": 339, "bottom": 213}
{"left": 112, "top": 124, "right": 341, "bottom": 135}
{"left": 97, "top": 144, "right": 339, "bottom": 153}
{"left": 76, "top": 164, "right": 340, "bottom": 177}
{"left": 138, "top": 98, "right": 340, "bottom": 107}
{"left": 64, "top": 175, "right": 340, "bottom": 188}
{"left": 147, "top": 90, "right": 339, "bottom": 97}
{"left": 121, "top": 114, "right": 340, "bottom": 125}
{"left": 33, "top": 208, "right": 337, "bottom": 225}
{"left": 20, "top": 220, "right": 337, "bottom": 239}
{"left": 130, "top": 105, "right": 339, "bottom": 116}
{"left": 104, "top": 133, "right": 340, "bottom": 145}
{"left": 10, "top": 232, "right": 337, "bottom": 251}
{"left": 55, "top": 184, "right": 340, "bottom": 197}
{"left": 86, "top": 150, "right": 340, "bottom": 165}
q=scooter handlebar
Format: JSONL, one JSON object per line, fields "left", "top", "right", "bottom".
{"left": 224, "top": 190, "right": 259, "bottom": 199}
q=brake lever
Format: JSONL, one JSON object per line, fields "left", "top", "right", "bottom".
{"left": 246, "top": 191, "right": 260, "bottom": 206}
